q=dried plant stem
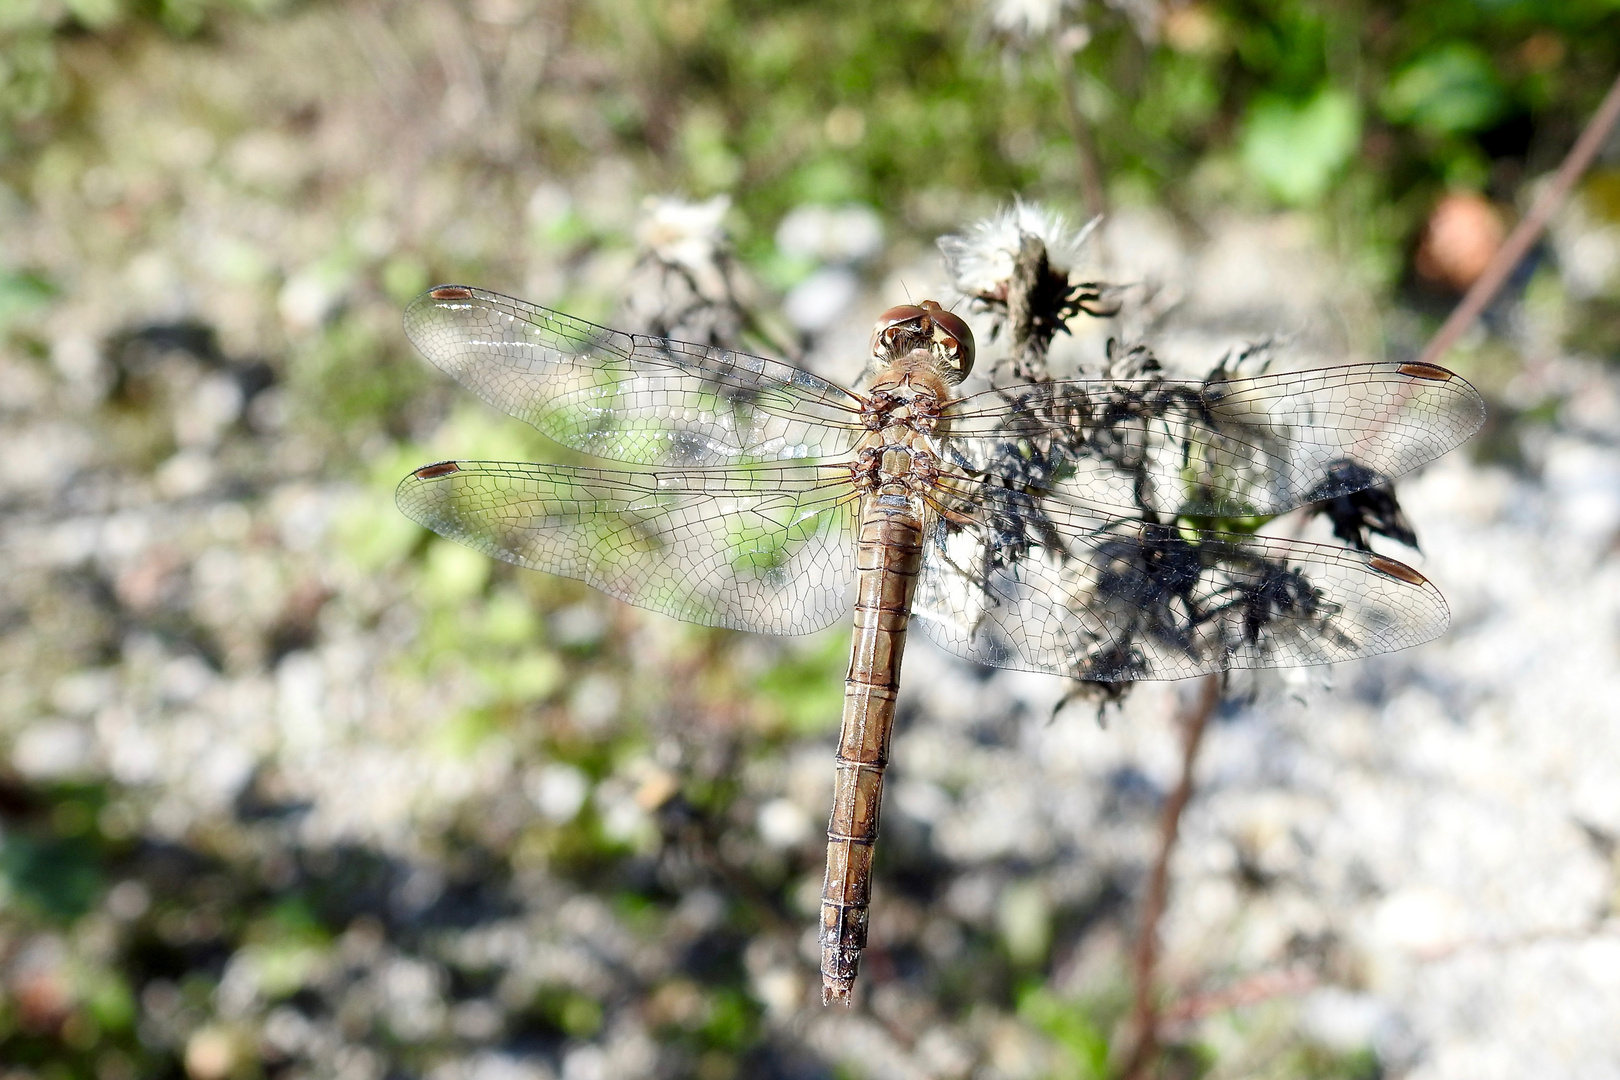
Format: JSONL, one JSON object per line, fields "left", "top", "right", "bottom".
{"left": 1121, "top": 674, "right": 1221, "bottom": 1080}
{"left": 1053, "top": 39, "right": 1108, "bottom": 223}
{"left": 1009, "top": 233, "right": 1051, "bottom": 368}
{"left": 1109, "top": 62, "right": 1620, "bottom": 1080}
{"left": 1160, "top": 965, "right": 1318, "bottom": 1032}
{"left": 1417, "top": 68, "right": 1620, "bottom": 367}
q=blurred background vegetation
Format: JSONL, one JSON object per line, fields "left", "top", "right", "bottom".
{"left": 2, "top": 1, "right": 1620, "bottom": 1078}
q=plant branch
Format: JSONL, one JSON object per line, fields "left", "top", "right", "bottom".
{"left": 1053, "top": 35, "right": 1108, "bottom": 224}
{"left": 1120, "top": 673, "right": 1221, "bottom": 1080}
{"left": 1417, "top": 68, "right": 1620, "bottom": 367}
{"left": 1159, "top": 966, "right": 1318, "bottom": 1034}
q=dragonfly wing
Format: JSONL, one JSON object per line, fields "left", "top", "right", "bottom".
{"left": 913, "top": 496, "right": 1449, "bottom": 681}
{"left": 944, "top": 362, "right": 1485, "bottom": 518}
{"left": 397, "top": 461, "right": 859, "bottom": 634}
{"left": 404, "top": 286, "right": 867, "bottom": 467}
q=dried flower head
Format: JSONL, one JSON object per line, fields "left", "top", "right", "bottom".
{"left": 938, "top": 199, "right": 1114, "bottom": 380}
{"left": 1304, "top": 461, "right": 1419, "bottom": 552}
{"left": 989, "top": 0, "right": 1076, "bottom": 41}
{"left": 939, "top": 198, "right": 1097, "bottom": 295}
{"left": 985, "top": 0, "right": 1162, "bottom": 49}
{"left": 621, "top": 195, "right": 752, "bottom": 348}
{"left": 634, "top": 194, "right": 733, "bottom": 279}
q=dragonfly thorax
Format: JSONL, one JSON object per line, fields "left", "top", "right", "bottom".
{"left": 849, "top": 442, "right": 943, "bottom": 504}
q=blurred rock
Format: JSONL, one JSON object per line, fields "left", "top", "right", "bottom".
{"left": 184, "top": 1026, "right": 240, "bottom": 1080}
{"left": 783, "top": 265, "right": 859, "bottom": 332}
{"left": 1415, "top": 191, "right": 1505, "bottom": 292}
{"left": 775, "top": 203, "right": 884, "bottom": 264}
{"left": 527, "top": 762, "right": 590, "bottom": 823}
{"left": 11, "top": 719, "right": 95, "bottom": 780}
{"left": 756, "top": 796, "right": 812, "bottom": 850}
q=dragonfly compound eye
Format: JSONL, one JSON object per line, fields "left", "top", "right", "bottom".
{"left": 870, "top": 305, "right": 928, "bottom": 360}
{"left": 921, "top": 301, "right": 975, "bottom": 383}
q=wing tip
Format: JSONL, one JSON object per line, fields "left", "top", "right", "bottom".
{"left": 406, "top": 284, "right": 480, "bottom": 313}
{"left": 410, "top": 460, "right": 462, "bottom": 480}
{"left": 403, "top": 284, "right": 483, "bottom": 346}
{"left": 1364, "top": 552, "right": 1452, "bottom": 648}
{"left": 395, "top": 461, "right": 462, "bottom": 516}
{"left": 1395, "top": 360, "right": 1488, "bottom": 438}
{"left": 1367, "top": 553, "right": 1428, "bottom": 587}
{"left": 1397, "top": 361, "right": 1457, "bottom": 383}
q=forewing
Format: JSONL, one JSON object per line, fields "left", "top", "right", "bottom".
{"left": 944, "top": 362, "right": 1485, "bottom": 518}
{"left": 914, "top": 497, "right": 1449, "bottom": 681}
{"left": 405, "top": 286, "right": 867, "bottom": 466}
{"left": 397, "top": 461, "right": 858, "bottom": 634}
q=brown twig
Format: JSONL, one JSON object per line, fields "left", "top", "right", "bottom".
{"left": 1120, "top": 674, "right": 1221, "bottom": 1080}
{"left": 1409, "top": 920, "right": 1620, "bottom": 964}
{"left": 1106, "top": 68, "right": 1620, "bottom": 1080}
{"left": 1417, "top": 68, "right": 1620, "bottom": 367}
{"left": 1158, "top": 966, "right": 1318, "bottom": 1035}
{"left": 1053, "top": 35, "right": 1108, "bottom": 224}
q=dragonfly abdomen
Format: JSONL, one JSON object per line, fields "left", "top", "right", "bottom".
{"left": 821, "top": 499, "right": 923, "bottom": 1005}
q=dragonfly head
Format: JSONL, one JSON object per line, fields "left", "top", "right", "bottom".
{"left": 870, "top": 301, "right": 975, "bottom": 384}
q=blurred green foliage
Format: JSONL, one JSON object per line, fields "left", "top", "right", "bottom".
{"left": 5, "top": 0, "right": 1616, "bottom": 319}
{"left": 10, "top": 0, "right": 1606, "bottom": 287}
{"left": 750, "top": 631, "right": 846, "bottom": 734}
{"left": 523, "top": 0, "right": 1620, "bottom": 282}
{"left": 0, "top": 831, "right": 104, "bottom": 919}
{"left": 1382, "top": 42, "right": 1508, "bottom": 136}
{"left": 1018, "top": 985, "right": 1114, "bottom": 1080}
{"left": 0, "top": 784, "right": 110, "bottom": 921}
{"left": 7, "top": 0, "right": 1619, "bottom": 200}
{"left": 1241, "top": 88, "right": 1361, "bottom": 204}
{"left": 0, "top": 269, "right": 54, "bottom": 337}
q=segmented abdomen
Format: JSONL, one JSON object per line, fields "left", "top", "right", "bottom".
{"left": 820, "top": 498, "right": 923, "bottom": 1004}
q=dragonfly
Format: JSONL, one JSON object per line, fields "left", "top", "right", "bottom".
{"left": 396, "top": 284, "right": 1484, "bottom": 1005}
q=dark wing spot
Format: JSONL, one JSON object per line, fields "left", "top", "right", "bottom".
{"left": 1367, "top": 554, "right": 1427, "bottom": 586}
{"left": 428, "top": 286, "right": 476, "bottom": 301}
{"left": 414, "top": 461, "right": 462, "bottom": 480}
{"left": 1397, "top": 362, "right": 1454, "bottom": 382}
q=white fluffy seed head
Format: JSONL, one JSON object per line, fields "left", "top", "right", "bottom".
{"left": 937, "top": 198, "right": 1099, "bottom": 295}
{"left": 635, "top": 194, "right": 732, "bottom": 274}
{"left": 988, "top": 0, "right": 1074, "bottom": 40}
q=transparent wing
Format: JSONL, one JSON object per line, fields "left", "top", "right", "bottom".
{"left": 914, "top": 494, "right": 1449, "bottom": 681}
{"left": 405, "top": 286, "right": 868, "bottom": 466}
{"left": 943, "top": 362, "right": 1485, "bottom": 518}
{"left": 397, "top": 460, "right": 859, "bottom": 634}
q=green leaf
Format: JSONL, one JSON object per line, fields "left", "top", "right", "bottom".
{"left": 65, "top": 0, "right": 124, "bottom": 30}
{"left": 485, "top": 652, "right": 565, "bottom": 703}
{"left": 82, "top": 970, "right": 136, "bottom": 1031}
{"left": 682, "top": 107, "right": 742, "bottom": 193}
{"left": 1018, "top": 986, "right": 1111, "bottom": 1080}
{"left": 998, "top": 880, "right": 1052, "bottom": 965}
{"left": 1382, "top": 43, "right": 1507, "bottom": 135}
{"left": 420, "top": 537, "right": 491, "bottom": 603}
{"left": 0, "top": 270, "right": 55, "bottom": 335}
{"left": 1241, "top": 88, "right": 1361, "bottom": 205}
{"left": 755, "top": 631, "right": 845, "bottom": 734}
{"left": 700, "top": 988, "right": 758, "bottom": 1050}
{"left": 0, "top": 834, "right": 103, "bottom": 920}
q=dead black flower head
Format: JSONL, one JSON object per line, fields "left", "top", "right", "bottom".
{"left": 1304, "top": 459, "right": 1419, "bottom": 552}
